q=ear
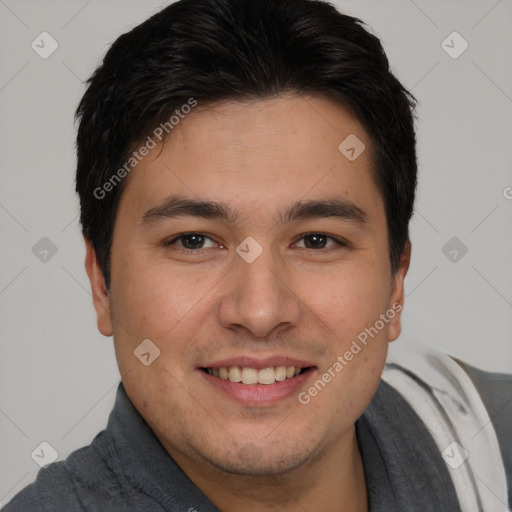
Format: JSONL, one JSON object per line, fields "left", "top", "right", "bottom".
{"left": 84, "top": 237, "right": 113, "bottom": 337}
{"left": 387, "top": 240, "right": 411, "bottom": 342}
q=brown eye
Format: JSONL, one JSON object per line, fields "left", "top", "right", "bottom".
{"left": 303, "top": 234, "right": 328, "bottom": 249}
{"left": 165, "top": 233, "right": 219, "bottom": 251}
{"left": 180, "top": 233, "right": 206, "bottom": 249}
{"left": 295, "top": 234, "right": 344, "bottom": 250}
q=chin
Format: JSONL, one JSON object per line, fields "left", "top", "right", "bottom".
{"left": 196, "top": 435, "right": 325, "bottom": 477}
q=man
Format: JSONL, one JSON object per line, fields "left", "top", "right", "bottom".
{"left": 4, "top": 0, "right": 510, "bottom": 510}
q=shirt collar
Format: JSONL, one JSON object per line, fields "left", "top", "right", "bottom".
{"left": 106, "top": 381, "right": 220, "bottom": 511}
{"left": 356, "top": 379, "right": 462, "bottom": 512}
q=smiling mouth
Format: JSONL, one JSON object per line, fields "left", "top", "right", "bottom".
{"left": 200, "top": 366, "right": 313, "bottom": 385}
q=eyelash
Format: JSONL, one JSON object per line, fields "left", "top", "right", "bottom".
{"left": 164, "top": 232, "right": 349, "bottom": 254}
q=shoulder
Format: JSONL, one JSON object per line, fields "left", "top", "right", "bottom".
{"left": 3, "top": 430, "right": 136, "bottom": 512}
{"left": 383, "top": 342, "right": 512, "bottom": 445}
{"left": 452, "top": 356, "right": 512, "bottom": 420}
{"left": 382, "top": 341, "right": 511, "bottom": 510}
{"left": 451, "top": 357, "right": 512, "bottom": 497}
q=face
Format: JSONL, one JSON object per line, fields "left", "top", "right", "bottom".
{"left": 86, "top": 95, "right": 409, "bottom": 478}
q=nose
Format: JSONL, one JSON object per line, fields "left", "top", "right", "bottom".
{"left": 217, "top": 244, "right": 302, "bottom": 339}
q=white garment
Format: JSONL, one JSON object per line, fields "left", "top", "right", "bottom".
{"left": 382, "top": 342, "right": 509, "bottom": 512}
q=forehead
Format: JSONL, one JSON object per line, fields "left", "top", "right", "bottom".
{"left": 116, "top": 95, "right": 385, "bottom": 226}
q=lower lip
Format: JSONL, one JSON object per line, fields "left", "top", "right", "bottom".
{"left": 198, "top": 368, "right": 315, "bottom": 406}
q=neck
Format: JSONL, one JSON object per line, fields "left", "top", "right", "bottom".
{"left": 172, "top": 426, "right": 368, "bottom": 512}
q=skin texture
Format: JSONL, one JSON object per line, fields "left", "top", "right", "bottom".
{"left": 85, "top": 95, "right": 411, "bottom": 511}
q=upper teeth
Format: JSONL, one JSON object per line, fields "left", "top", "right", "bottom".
{"left": 207, "top": 366, "right": 302, "bottom": 385}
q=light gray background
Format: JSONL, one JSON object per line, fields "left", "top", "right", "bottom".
{"left": 1, "top": 0, "right": 511, "bottom": 507}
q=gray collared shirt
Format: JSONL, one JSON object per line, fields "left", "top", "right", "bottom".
{"left": 4, "top": 364, "right": 510, "bottom": 511}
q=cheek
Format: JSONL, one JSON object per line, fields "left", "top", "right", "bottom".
{"left": 303, "top": 262, "right": 391, "bottom": 336}
{"left": 111, "top": 255, "right": 220, "bottom": 340}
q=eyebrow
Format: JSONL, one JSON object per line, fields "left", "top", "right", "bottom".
{"left": 141, "top": 195, "right": 369, "bottom": 227}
